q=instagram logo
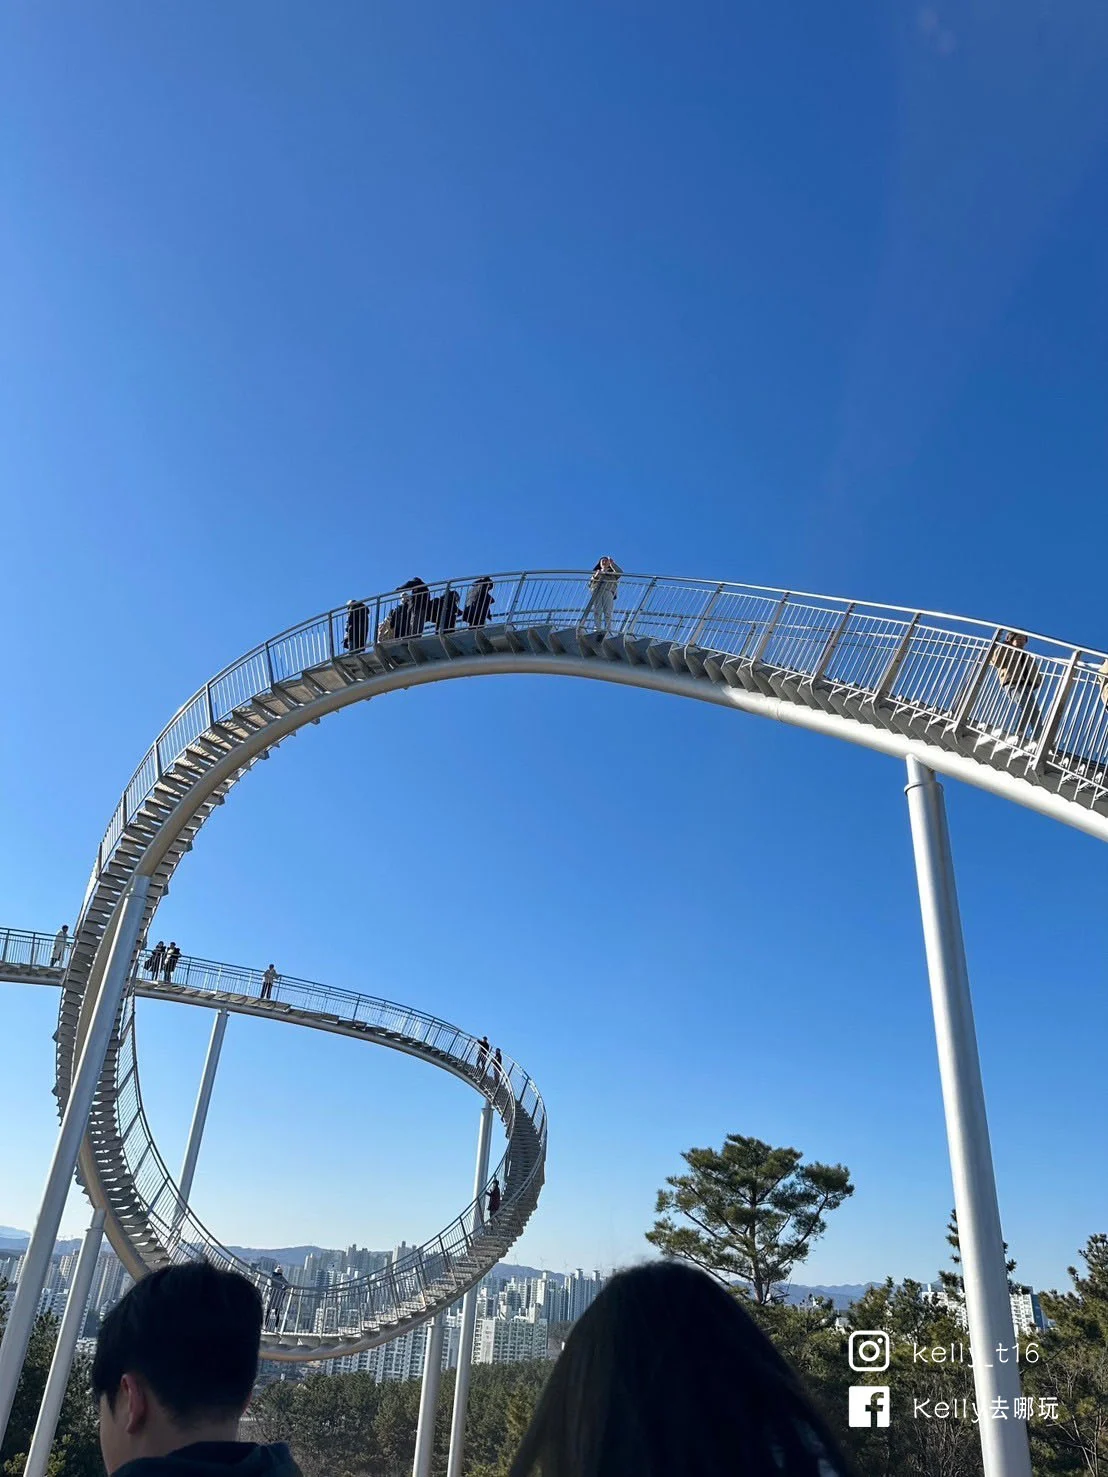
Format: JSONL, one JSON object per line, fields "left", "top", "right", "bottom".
{"left": 849, "top": 1330, "right": 890, "bottom": 1372}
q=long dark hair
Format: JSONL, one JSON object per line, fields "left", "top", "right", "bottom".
{"left": 508, "top": 1260, "right": 855, "bottom": 1477}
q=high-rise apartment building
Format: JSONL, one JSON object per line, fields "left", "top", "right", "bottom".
{"left": 565, "top": 1269, "right": 604, "bottom": 1322}
{"left": 475, "top": 1315, "right": 550, "bottom": 1365}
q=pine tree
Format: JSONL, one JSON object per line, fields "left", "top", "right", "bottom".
{"left": 646, "top": 1134, "right": 853, "bottom": 1303}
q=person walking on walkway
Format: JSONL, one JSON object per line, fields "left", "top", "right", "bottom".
{"left": 476, "top": 1035, "right": 489, "bottom": 1075}
{"left": 261, "top": 963, "right": 279, "bottom": 1001}
{"left": 432, "top": 586, "right": 462, "bottom": 634}
{"left": 492, "top": 1046, "right": 503, "bottom": 1085}
{"left": 399, "top": 577, "right": 431, "bottom": 633}
{"left": 990, "top": 631, "right": 1044, "bottom": 743}
{"left": 583, "top": 556, "right": 623, "bottom": 634}
{"left": 462, "top": 576, "right": 495, "bottom": 628}
{"left": 266, "top": 1266, "right": 290, "bottom": 1329}
{"left": 487, "top": 1177, "right": 501, "bottom": 1220}
{"left": 50, "top": 924, "right": 69, "bottom": 968}
{"left": 145, "top": 941, "right": 166, "bottom": 979}
{"left": 162, "top": 942, "right": 181, "bottom": 983}
{"left": 343, "top": 598, "right": 370, "bottom": 653}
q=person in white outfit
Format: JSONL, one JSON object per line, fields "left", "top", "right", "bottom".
{"left": 50, "top": 924, "right": 69, "bottom": 967}
{"left": 584, "top": 556, "right": 623, "bottom": 633}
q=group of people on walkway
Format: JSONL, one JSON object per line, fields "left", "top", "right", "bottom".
{"left": 343, "top": 558, "right": 626, "bottom": 654}
{"left": 143, "top": 940, "right": 181, "bottom": 983}
{"left": 475, "top": 1035, "right": 504, "bottom": 1084}
{"left": 344, "top": 574, "right": 497, "bottom": 651}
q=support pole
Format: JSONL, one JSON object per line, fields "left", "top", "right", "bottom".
{"left": 445, "top": 1101, "right": 494, "bottom": 1477}
{"left": 0, "top": 876, "right": 151, "bottom": 1449}
{"left": 412, "top": 1313, "right": 445, "bottom": 1477}
{"left": 23, "top": 1210, "right": 107, "bottom": 1477}
{"left": 904, "top": 759, "right": 1032, "bottom": 1477}
{"left": 173, "top": 1009, "right": 230, "bottom": 1236}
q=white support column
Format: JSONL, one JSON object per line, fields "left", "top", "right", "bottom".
{"left": 412, "top": 1313, "right": 445, "bottom": 1477}
{"left": 445, "top": 1101, "right": 494, "bottom": 1477}
{"left": 904, "top": 758, "right": 1032, "bottom": 1477}
{"left": 23, "top": 1209, "right": 107, "bottom": 1477}
{"left": 0, "top": 876, "right": 151, "bottom": 1449}
{"left": 173, "top": 1009, "right": 229, "bottom": 1236}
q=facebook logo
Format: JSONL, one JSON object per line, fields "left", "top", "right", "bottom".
{"left": 848, "top": 1386, "right": 891, "bottom": 1428}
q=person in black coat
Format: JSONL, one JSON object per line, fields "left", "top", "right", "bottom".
{"left": 462, "top": 577, "right": 495, "bottom": 628}
{"left": 398, "top": 578, "right": 431, "bottom": 632}
{"left": 431, "top": 587, "right": 461, "bottom": 634}
{"left": 343, "top": 599, "right": 370, "bottom": 653}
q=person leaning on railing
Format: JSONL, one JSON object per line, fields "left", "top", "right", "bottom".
{"left": 989, "top": 631, "right": 1045, "bottom": 742}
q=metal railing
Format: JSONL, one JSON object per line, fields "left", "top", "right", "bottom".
{"left": 110, "top": 980, "right": 544, "bottom": 1343}
{"left": 35, "top": 571, "right": 1108, "bottom": 1341}
{"left": 5, "top": 929, "right": 546, "bottom": 1346}
{"left": 0, "top": 927, "right": 70, "bottom": 972}
{"left": 86, "top": 573, "right": 1108, "bottom": 887}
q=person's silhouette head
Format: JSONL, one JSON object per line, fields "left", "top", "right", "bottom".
{"left": 92, "top": 1262, "right": 262, "bottom": 1475}
{"left": 508, "top": 1260, "right": 855, "bottom": 1477}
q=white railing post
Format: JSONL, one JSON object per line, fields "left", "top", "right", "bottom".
{"left": 23, "top": 1208, "right": 107, "bottom": 1477}
{"left": 904, "top": 759, "right": 1032, "bottom": 1477}
{"left": 1032, "top": 649, "right": 1080, "bottom": 774}
{"left": 503, "top": 575, "right": 527, "bottom": 628}
{"left": 805, "top": 603, "right": 855, "bottom": 686}
{"left": 0, "top": 875, "right": 151, "bottom": 1449}
{"left": 748, "top": 592, "right": 791, "bottom": 664}
{"left": 445, "top": 1102, "right": 494, "bottom": 1477}
{"left": 951, "top": 630, "right": 1004, "bottom": 736}
{"left": 621, "top": 577, "right": 658, "bottom": 638}
{"left": 869, "top": 614, "right": 921, "bottom": 705}
{"left": 688, "top": 584, "right": 724, "bottom": 647}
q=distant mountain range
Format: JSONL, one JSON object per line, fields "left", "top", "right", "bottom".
{"left": 1, "top": 1228, "right": 884, "bottom": 1307}
{"left": 782, "top": 1283, "right": 877, "bottom": 1309}
{"left": 0, "top": 1228, "right": 80, "bottom": 1255}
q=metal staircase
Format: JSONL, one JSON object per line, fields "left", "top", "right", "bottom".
{"left": 5, "top": 931, "right": 544, "bottom": 1361}
{"left": 31, "top": 570, "right": 1108, "bottom": 1360}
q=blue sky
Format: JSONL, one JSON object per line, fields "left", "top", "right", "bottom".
{"left": 2, "top": 1, "right": 1107, "bottom": 1294}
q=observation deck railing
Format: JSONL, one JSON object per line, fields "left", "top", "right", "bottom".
{"left": 89, "top": 572, "right": 1108, "bottom": 881}
{"left": 3, "top": 929, "right": 545, "bottom": 1343}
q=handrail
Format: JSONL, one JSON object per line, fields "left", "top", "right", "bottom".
{"left": 87, "top": 571, "right": 1108, "bottom": 891}
{"left": 45, "top": 568, "right": 1108, "bottom": 1354}
{"left": 4, "top": 927, "right": 545, "bottom": 1345}
{"left": 108, "top": 991, "right": 540, "bottom": 1336}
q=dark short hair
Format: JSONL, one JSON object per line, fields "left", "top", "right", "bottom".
{"left": 92, "top": 1261, "right": 262, "bottom": 1423}
{"left": 509, "top": 1260, "right": 855, "bottom": 1477}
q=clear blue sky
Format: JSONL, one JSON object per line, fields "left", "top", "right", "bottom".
{"left": 2, "top": 1, "right": 1107, "bottom": 1294}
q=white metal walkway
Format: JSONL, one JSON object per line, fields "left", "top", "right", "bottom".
{"left": 1, "top": 929, "right": 544, "bottom": 1361}
{"left": 23, "top": 570, "right": 1108, "bottom": 1363}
